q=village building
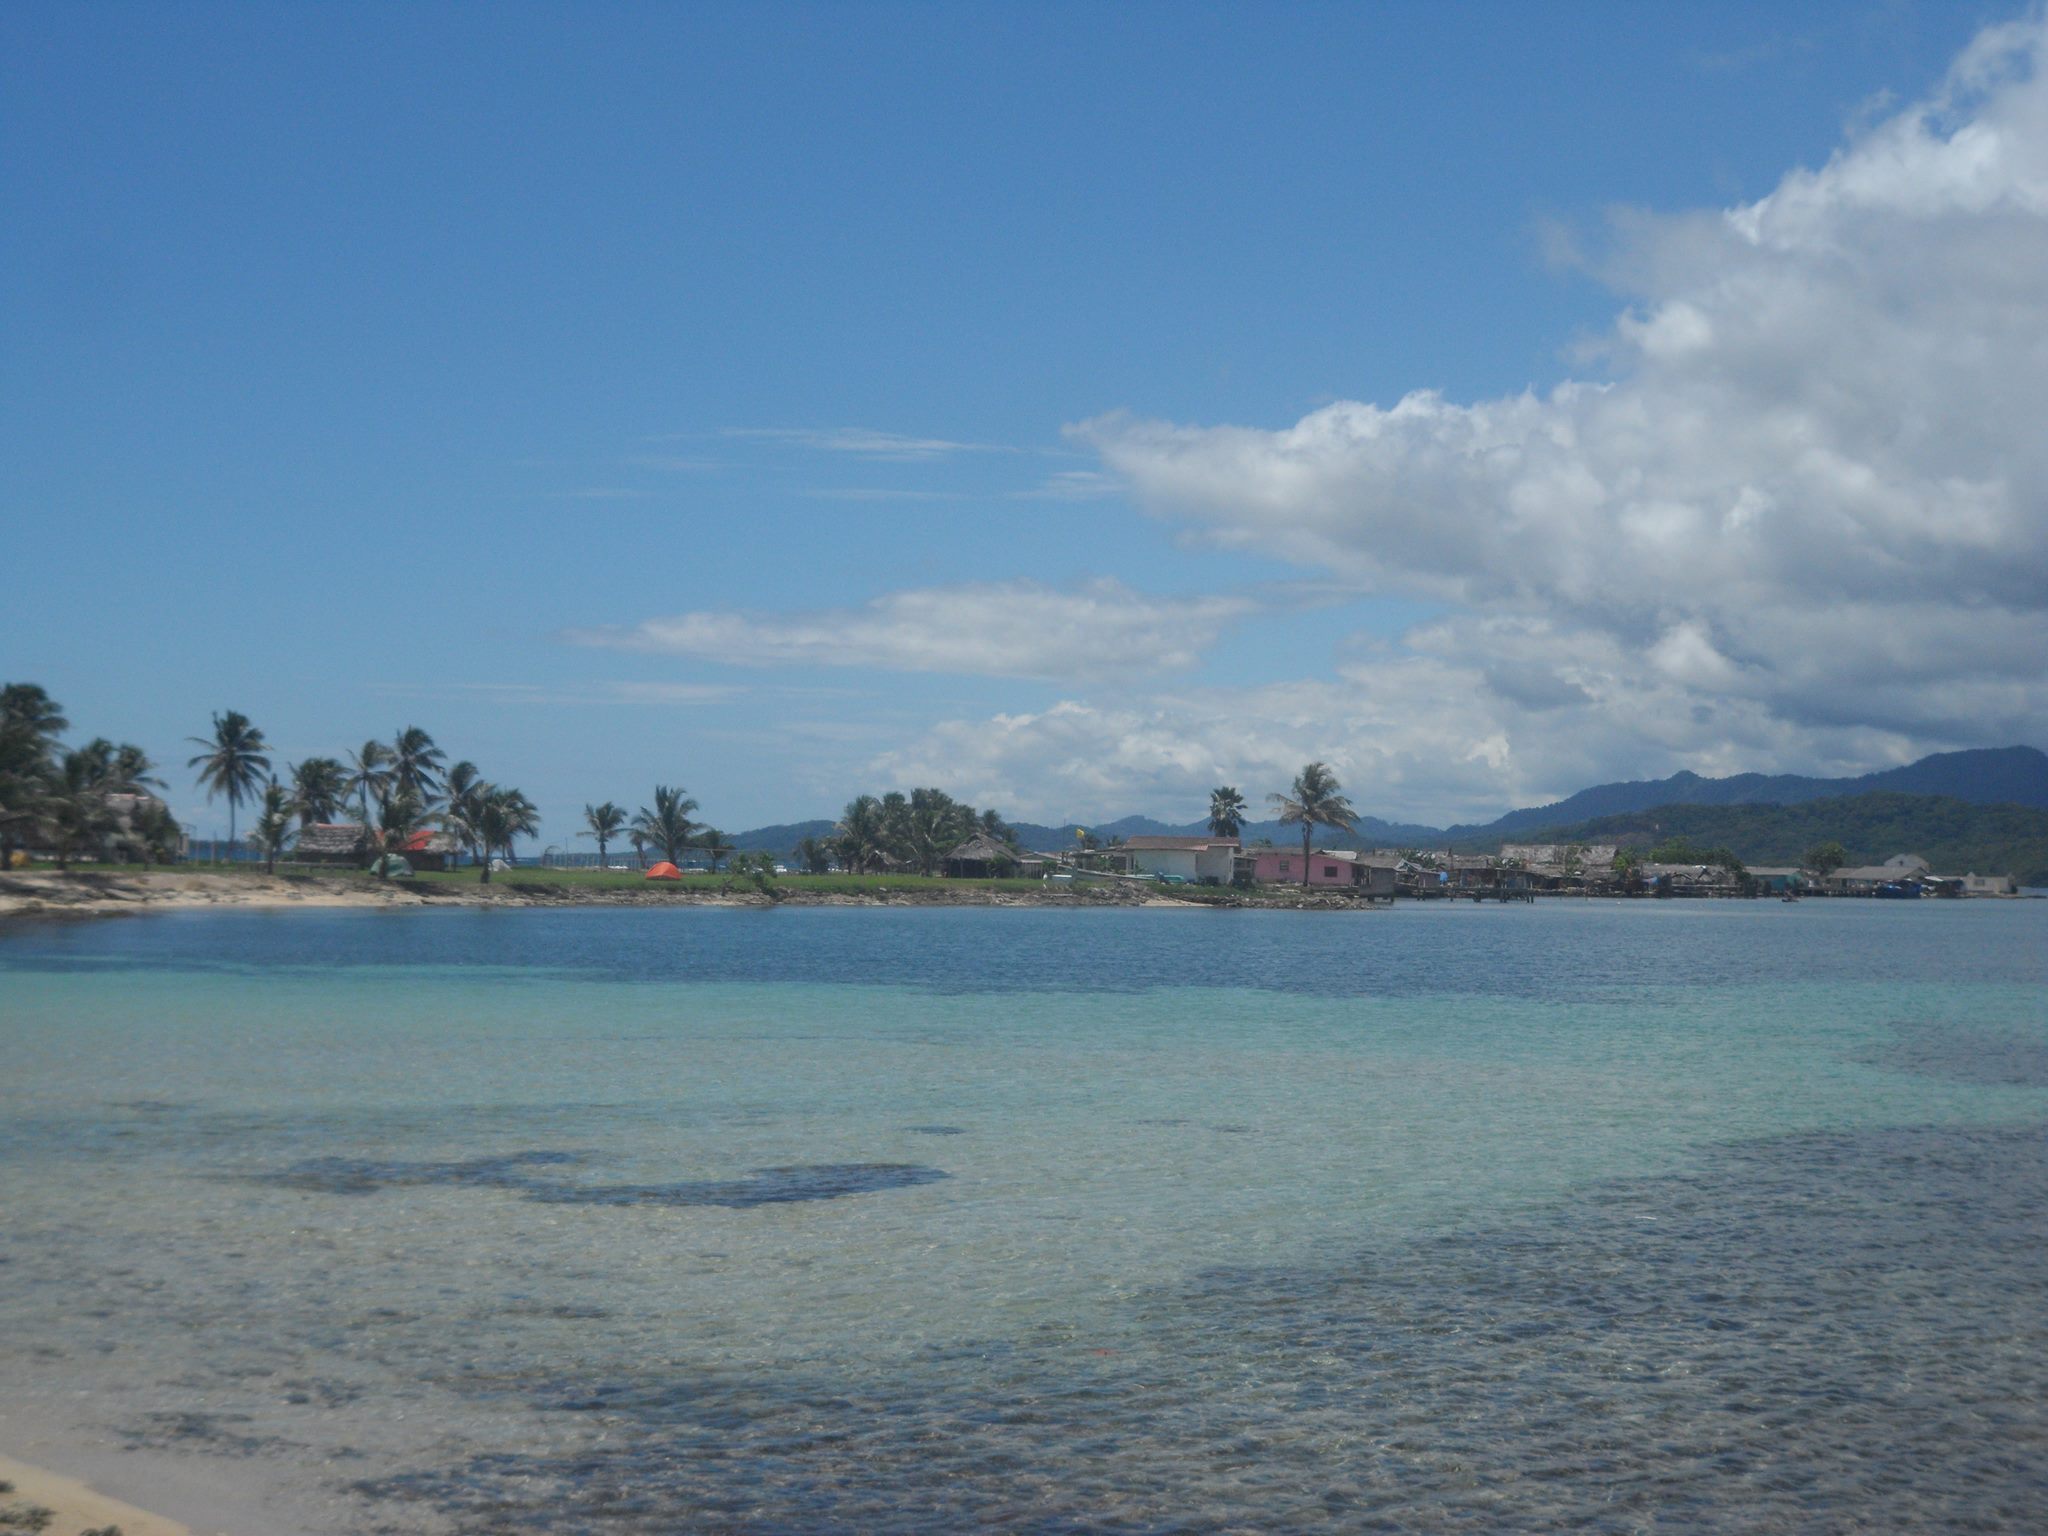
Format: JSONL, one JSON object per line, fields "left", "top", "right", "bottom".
{"left": 1745, "top": 866, "right": 1807, "bottom": 894}
{"left": 1123, "top": 835, "right": 1238, "bottom": 884}
{"left": 1959, "top": 872, "right": 2019, "bottom": 896}
{"left": 942, "top": 832, "right": 1023, "bottom": 879}
{"left": 1500, "top": 843, "right": 1618, "bottom": 868}
{"left": 294, "top": 823, "right": 375, "bottom": 864}
{"left": 400, "top": 829, "right": 462, "bottom": 871}
{"left": 1824, "top": 864, "right": 1920, "bottom": 896}
{"left": 1638, "top": 862, "right": 1744, "bottom": 895}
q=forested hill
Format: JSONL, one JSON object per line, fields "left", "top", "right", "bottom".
{"left": 1472, "top": 792, "right": 2048, "bottom": 885}
{"left": 1462, "top": 745, "right": 2048, "bottom": 839}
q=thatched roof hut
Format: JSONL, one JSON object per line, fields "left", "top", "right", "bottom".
{"left": 296, "top": 823, "right": 373, "bottom": 862}
{"left": 944, "top": 832, "right": 1021, "bottom": 879}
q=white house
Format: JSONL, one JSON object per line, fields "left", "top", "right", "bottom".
{"left": 1123, "top": 835, "right": 1239, "bottom": 883}
{"left": 1960, "top": 872, "right": 2019, "bottom": 896}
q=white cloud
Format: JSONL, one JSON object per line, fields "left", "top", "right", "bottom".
{"left": 1010, "top": 470, "right": 1122, "bottom": 501}
{"left": 1075, "top": 16, "right": 2048, "bottom": 767}
{"left": 378, "top": 681, "right": 743, "bottom": 707}
{"left": 867, "top": 628, "right": 1930, "bottom": 826}
{"left": 568, "top": 579, "right": 1254, "bottom": 682}
{"left": 720, "top": 427, "right": 1018, "bottom": 461}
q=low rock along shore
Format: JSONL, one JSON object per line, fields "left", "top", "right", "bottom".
{"left": 0, "top": 1453, "right": 189, "bottom": 1536}
{"left": 0, "top": 870, "right": 1387, "bottom": 922}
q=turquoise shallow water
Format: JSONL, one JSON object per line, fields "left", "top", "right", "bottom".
{"left": 1, "top": 901, "right": 2044, "bottom": 1532}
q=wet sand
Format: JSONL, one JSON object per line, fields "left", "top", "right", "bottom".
{"left": 0, "top": 1452, "right": 190, "bottom": 1536}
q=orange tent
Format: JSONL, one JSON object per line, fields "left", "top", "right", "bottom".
{"left": 644, "top": 862, "right": 683, "bottom": 880}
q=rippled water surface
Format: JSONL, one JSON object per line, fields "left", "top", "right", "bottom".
{"left": 1, "top": 901, "right": 2044, "bottom": 1532}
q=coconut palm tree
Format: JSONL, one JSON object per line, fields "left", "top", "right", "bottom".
{"left": 632, "top": 785, "right": 698, "bottom": 867}
{"left": 187, "top": 710, "right": 271, "bottom": 856}
{"left": 695, "top": 827, "right": 727, "bottom": 872}
{"left": 0, "top": 723, "right": 53, "bottom": 869}
{"left": 580, "top": 802, "right": 627, "bottom": 868}
{"left": 345, "top": 740, "right": 393, "bottom": 824}
{"left": 438, "top": 761, "right": 486, "bottom": 866}
{"left": 373, "top": 787, "right": 430, "bottom": 869}
{"left": 131, "top": 799, "right": 182, "bottom": 865}
{"left": 0, "top": 684, "right": 67, "bottom": 741}
{"left": 289, "top": 757, "right": 350, "bottom": 827}
{"left": 249, "top": 780, "right": 296, "bottom": 874}
{"left": 796, "top": 836, "right": 830, "bottom": 875}
{"left": 456, "top": 785, "right": 540, "bottom": 880}
{"left": 905, "top": 787, "right": 969, "bottom": 875}
{"left": 492, "top": 787, "right": 540, "bottom": 865}
{"left": 835, "top": 794, "right": 884, "bottom": 873}
{"left": 0, "top": 684, "right": 68, "bottom": 863}
{"left": 1208, "top": 786, "right": 1247, "bottom": 839}
{"left": 445, "top": 788, "right": 496, "bottom": 883}
{"left": 388, "top": 726, "right": 446, "bottom": 803}
{"left": 44, "top": 749, "right": 118, "bottom": 869}
{"left": 1268, "top": 762, "right": 1357, "bottom": 887}
{"left": 73, "top": 739, "right": 164, "bottom": 793}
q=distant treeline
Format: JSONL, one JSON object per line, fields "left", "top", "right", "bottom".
{"left": 1490, "top": 791, "right": 2048, "bottom": 884}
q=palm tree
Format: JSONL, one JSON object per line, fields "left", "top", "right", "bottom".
{"left": 439, "top": 761, "right": 487, "bottom": 866}
{"left": 187, "top": 710, "right": 271, "bottom": 857}
{"left": 835, "top": 794, "right": 884, "bottom": 873}
{"left": 0, "top": 684, "right": 67, "bottom": 741}
{"left": 345, "top": 740, "right": 393, "bottom": 824}
{"left": 1268, "top": 762, "right": 1357, "bottom": 887}
{"left": 696, "top": 827, "right": 727, "bottom": 871}
{"left": 0, "top": 723, "right": 54, "bottom": 870}
{"left": 494, "top": 787, "right": 540, "bottom": 864}
{"left": 878, "top": 791, "right": 911, "bottom": 864}
{"left": 632, "top": 785, "right": 699, "bottom": 867}
{"left": 454, "top": 790, "right": 503, "bottom": 884}
{"left": 906, "top": 787, "right": 969, "bottom": 875}
{"left": 1208, "top": 786, "right": 1247, "bottom": 839}
{"left": 580, "top": 802, "right": 627, "bottom": 868}
{"left": 131, "top": 799, "right": 182, "bottom": 865}
{"left": 796, "top": 836, "right": 830, "bottom": 874}
{"left": 978, "top": 806, "right": 1018, "bottom": 849}
{"left": 44, "top": 750, "right": 116, "bottom": 869}
{"left": 289, "top": 757, "right": 350, "bottom": 827}
{"left": 74, "top": 739, "right": 164, "bottom": 793}
{"left": 388, "top": 726, "right": 446, "bottom": 803}
{"left": 249, "top": 780, "right": 296, "bottom": 874}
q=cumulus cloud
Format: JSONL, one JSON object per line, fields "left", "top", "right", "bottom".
{"left": 569, "top": 579, "right": 1254, "bottom": 682}
{"left": 866, "top": 603, "right": 1934, "bottom": 824}
{"left": 1075, "top": 15, "right": 2048, "bottom": 766}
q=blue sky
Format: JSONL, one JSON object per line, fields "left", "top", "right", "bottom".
{"left": 6, "top": 1, "right": 2042, "bottom": 839}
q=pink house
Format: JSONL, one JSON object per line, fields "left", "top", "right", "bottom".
{"left": 1247, "top": 849, "right": 1402, "bottom": 897}
{"left": 1248, "top": 848, "right": 1358, "bottom": 887}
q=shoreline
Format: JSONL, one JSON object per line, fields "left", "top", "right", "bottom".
{"left": 0, "top": 1452, "right": 191, "bottom": 1536}
{"left": 0, "top": 870, "right": 1401, "bottom": 923}
{"left": 3, "top": 870, "right": 2028, "bottom": 926}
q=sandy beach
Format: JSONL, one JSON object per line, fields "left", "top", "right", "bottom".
{"left": 0, "top": 1452, "right": 189, "bottom": 1536}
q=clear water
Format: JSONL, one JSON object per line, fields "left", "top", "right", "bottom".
{"left": 1, "top": 901, "right": 2043, "bottom": 1532}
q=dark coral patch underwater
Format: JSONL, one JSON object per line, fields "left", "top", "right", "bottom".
{"left": 253, "top": 1152, "right": 949, "bottom": 1208}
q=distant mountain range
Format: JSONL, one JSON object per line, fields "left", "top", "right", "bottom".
{"left": 727, "top": 745, "right": 2048, "bottom": 857}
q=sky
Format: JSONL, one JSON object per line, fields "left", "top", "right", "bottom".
{"left": 5, "top": 1, "right": 2045, "bottom": 840}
